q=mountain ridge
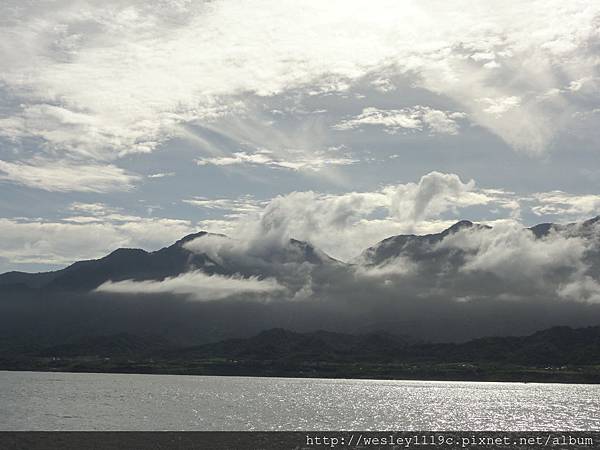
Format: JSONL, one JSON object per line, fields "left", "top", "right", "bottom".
{"left": 3, "top": 216, "right": 600, "bottom": 292}
{"left": 4, "top": 324, "right": 600, "bottom": 383}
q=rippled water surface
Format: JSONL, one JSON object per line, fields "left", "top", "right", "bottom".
{"left": 1, "top": 371, "right": 599, "bottom": 430}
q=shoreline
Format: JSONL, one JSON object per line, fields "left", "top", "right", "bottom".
{"left": 2, "top": 361, "right": 600, "bottom": 385}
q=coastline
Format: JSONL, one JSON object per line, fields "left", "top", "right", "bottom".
{"left": 2, "top": 359, "right": 600, "bottom": 384}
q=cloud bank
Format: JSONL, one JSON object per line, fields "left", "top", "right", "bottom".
{"left": 194, "top": 171, "right": 515, "bottom": 261}
{"left": 96, "top": 271, "right": 284, "bottom": 301}
{"left": 3, "top": 170, "right": 599, "bottom": 273}
{"left": 4, "top": 186, "right": 600, "bottom": 341}
{"left": 0, "top": 204, "right": 195, "bottom": 269}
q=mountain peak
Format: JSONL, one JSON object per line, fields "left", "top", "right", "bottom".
{"left": 529, "top": 222, "right": 554, "bottom": 238}
{"left": 287, "top": 238, "right": 339, "bottom": 264}
{"left": 105, "top": 248, "right": 148, "bottom": 258}
{"left": 444, "top": 220, "right": 474, "bottom": 234}
{"left": 170, "top": 230, "right": 230, "bottom": 248}
{"left": 175, "top": 231, "right": 210, "bottom": 246}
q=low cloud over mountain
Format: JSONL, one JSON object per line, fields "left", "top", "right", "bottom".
{"left": 2, "top": 216, "right": 600, "bottom": 347}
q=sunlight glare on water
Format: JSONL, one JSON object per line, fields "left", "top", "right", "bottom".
{"left": 1, "top": 371, "right": 599, "bottom": 430}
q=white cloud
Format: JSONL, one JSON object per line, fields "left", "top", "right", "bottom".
{"left": 188, "top": 172, "right": 516, "bottom": 261}
{"left": 354, "top": 255, "right": 418, "bottom": 278}
{"left": 147, "top": 172, "right": 175, "bottom": 178}
{"left": 0, "top": 0, "right": 597, "bottom": 163}
{"left": 483, "top": 60, "right": 501, "bottom": 70}
{"left": 183, "top": 196, "right": 266, "bottom": 216}
{"left": 424, "top": 221, "right": 600, "bottom": 304}
{"left": 184, "top": 173, "right": 599, "bottom": 265}
{"left": 0, "top": 158, "right": 140, "bottom": 192}
{"left": 334, "top": 106, "right": 466, "bottom": 135}
{"left": 370, "top": 77, "right": 396, "bottom": 92}
{"left": 440, "top": 223, "right": 588, "bottom": 282}
{"left": 195, "top": 150, "right": 358, "bottom": 171}
{"left": 383, "top": 172, "right": 494, "bottom": 222}
{"left": 2, "top": 171, "right": 599, "bottom": 271}
{"left": 182, "top": 234, "right": 237, "bottom": 267}
{"left": 479, "top": 96, "right": 521, "bottom": 116}
{"left": 181, "top": 206, "right": 600, "bottom": 307}
{"left": 251, "top": 191, "right": 391, "bottom": 254}
{"left": 69, "top": 202, "right": 118, "bottom": 216}
{"left": 532, "top": 191, "right": 600, "bottom": 218}
{"left": 96, "top": 271, "right": 284, "bottom": 301}
{"left": 0, "top": 104, "right": 159, "bottom": 160}
{"left": 558, "top": 276, "right": 600, "bottom": 304}
{"left": 0, "top": 210, "right": 195, "bottom": 267}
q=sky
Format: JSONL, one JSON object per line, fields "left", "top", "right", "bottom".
{"left": 1, "top": 0, "right": 600, "bottom": 273}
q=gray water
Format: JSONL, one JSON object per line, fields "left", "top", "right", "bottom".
{"left": 1, "top": 371, "right": 599, "bottom": 430}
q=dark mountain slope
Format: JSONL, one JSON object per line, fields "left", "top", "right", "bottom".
{"left": 15, "top": 325, "right": 600, "bottom": 372}
{"left": 420, "top": 325, "right": 600, "bottom": 365}
{"left": 356, "top": 220, "right": 489, "bottom": 266}
{"left": 4, "top": 216, "right": 598, "bottom": 291}
{"left": 166, "top": 325, "right": 600, "bottom": 366}
{"left": 37, "top": 333, "right": 175, "bottom": 358}
{"left": 0, "top": 232, "right": 339, "bottom": 292}
{"left": 0, "top": 232, "right": 231, "bottom": 291}
{"left": 358, "top": 216, "right": 600, "bottom": 268}
{"left": 167, "top": 328, "right": 416, "bottom": 362}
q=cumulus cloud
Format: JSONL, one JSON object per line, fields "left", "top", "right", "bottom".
{"left": 5, "top": 184, "right": 600, "bottom": 340}
{"left": 181, "top": 233, "right": 340, "bottom": 302}
{"left": 384, "top": 172, "right": 493, "bottom": 222}
{"left": 182, "top": 216, "right": 600, "bottom": 341}
{"left": 440, "top": 223, "right": 588, "bottom": 283}
{"left": 191, "top": 172, "right": 515, "bottom": 261}
{"left": 177, "top": 177, "right": 600, "bottom": 309}
{"left": 0, "top": 158, "right": 140, "bottom": 192}
{"left": 3, "top": 169, "right": 596, "bottom": 272}
{"left": 558, "top": 276, "right": 600, "bottom": 304}
{"left": 334, "top": 106, "right": 466, "bottom": 135}
{"left": 96, "top": 271, "right": 284, "bottom": 301}
{"left": 183, "top": 234, "right": 238, "bottom": 267}
{"left": 350, "top": 218, "right": 600, "bottom": 307}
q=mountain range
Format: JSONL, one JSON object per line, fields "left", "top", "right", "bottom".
{"left": 0, "top": 232, "right": 335, "bottom": 292}
{"left": 3, "top": 325, "right": 600, "bottom": 383}
{"left": 3, "top": 216, "right": 600, "bottom": 290}
{"left": 1, "top": 216, "right": 600, "bottom": 352}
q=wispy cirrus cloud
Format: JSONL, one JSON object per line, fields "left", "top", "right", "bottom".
{"left": 532, "top": 191, "right": 600, "bottom": 218}
{"left": 183, "top": 196, "right": 266, "bottom": 216}
{"left": 195, "top": 150, "right": 358, "bottom": 171}
{"left": 0, "top": 203, "right": 195, "bottom": 268}
{"left": 194, "top": 172, "right": 519, "bottom": 261}
{"left": 334, "top": 106, "right": 467, "bottom": 135}
{"left": 0, "top": 0, "right": 598, "bottom": 165}
{"left": 478, "top": 96, "right": 522, "bottom": 116}
{"left": 0, "top": 158, "right": 140, "bottom": 193}
{"left": 147, "top": 172, "right": 175, "bottom": 179}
